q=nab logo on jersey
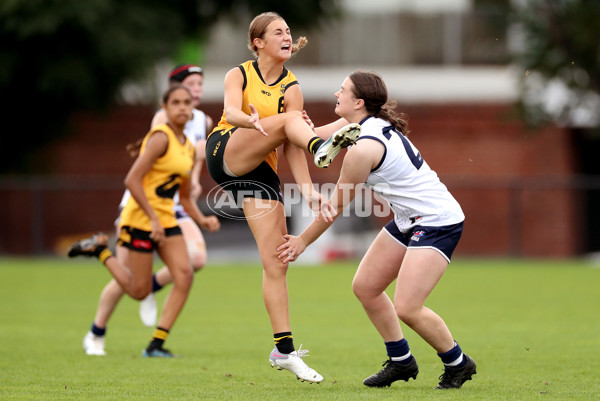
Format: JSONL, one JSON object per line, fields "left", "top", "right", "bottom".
{"left": 261, "top": 90, "right": 271, "bottom": 96}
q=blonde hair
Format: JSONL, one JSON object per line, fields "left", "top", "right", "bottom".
{"left": 247, "top": 12, "right": 307, "bottom": 58}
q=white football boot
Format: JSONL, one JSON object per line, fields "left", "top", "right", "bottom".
{"left": 313, "top": 123, "right": 361, "bottom": 168}
{"left": 139, "top": 292, "right": 157, "bottom": 327}
{"left": 269, "top": 345, "right": 323, "bottom": 383}
{"left": 83, "top": 331, "right": 106, "bottom": 356}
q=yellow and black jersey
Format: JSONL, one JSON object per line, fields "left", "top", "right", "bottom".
{"left": 212, "top": 60, "right": 299, "bottom": 172}
{"left": 119, "top": 123, "right": 195, "bottom": 231}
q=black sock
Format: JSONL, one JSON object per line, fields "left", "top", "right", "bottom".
{"left": 307, "top": 137, "right": 325, "bottom": 155}
{"left": 274, "top": 331, "right": 295, "bottom": 354}
{"left": 91, "top": 323, "right": 106, "bottom": 337}
{"left": 96, "top": 247, "right": 112, "bottom": 264}
{"left": 147, "top": 327, "right": 169, "bottom": 351}
{"left": 151, "top": 274, "right": 163, "bottom": 293}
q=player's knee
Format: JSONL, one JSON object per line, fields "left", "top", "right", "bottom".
{"left": 281, "top": 110, "right": 303, "bottom": 126}
{"left": 189, "top": 250, "right": 207, "bottom": 271}
{"left": 352, "top": 277, "right": 373, "bottom": 301}
{"left": 286, "top": 110, "right": 303, "bottom": 119}
{"left": 173, "top": 265, "right": 194, "bottom": 291}
{"left": 130, "top": 283, "right": 151, "bottom": 301}
{"left": 186, "top": 241, "right": 206, "bottom": 271}
{"left": 395, "top": 302, "right": 418, "bottom": 325}
{"left": 351, "top": 278, "right": 365, "bottom": 299}
{"left": 263, "top": 260, "right": 288, "bottom": 279}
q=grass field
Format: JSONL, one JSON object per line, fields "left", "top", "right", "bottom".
{"left": 0, "top": 257, "right": 598, "bottom": 400}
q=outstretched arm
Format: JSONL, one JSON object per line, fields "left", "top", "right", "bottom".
{"left": 277, "top": 139, "right": 383, "bottom": 263}
{"left": 284, "top": 84, "right": 335, "bottom": 221}
{"left": 313, "top": 117, "right": 350, "bottom": 139}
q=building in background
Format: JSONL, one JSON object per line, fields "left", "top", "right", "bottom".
{"left": 1, "top": 1, "right": 591, "bottom": 259}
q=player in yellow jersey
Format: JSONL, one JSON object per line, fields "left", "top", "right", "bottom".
{"left": 69, "top": 85, "right": 219, "bottom": 357}
{"left": 204, "top": 12, "right": 361, "bottom": 383}
{"left": 79, "top": 67, "right": 219, "bottom": 360}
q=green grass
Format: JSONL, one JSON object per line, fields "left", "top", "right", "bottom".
{"left": 0, "top": 257, "right": 598, "bottom": 400}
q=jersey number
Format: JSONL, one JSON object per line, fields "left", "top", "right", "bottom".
{"left": 278, "top": 96, "right": 284, "bottom": 113}
{"left": 382, "top": 126, "right": 423, "bottom": 169}
{"left": 155, "top": 174, "right": 180, "bottom": 199}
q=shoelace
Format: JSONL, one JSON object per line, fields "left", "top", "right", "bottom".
{"left": 294, "top": 344, "right": 310, "bottom": 358}
{"left": 438, "top": 369, "right": 460, "bottom": 385}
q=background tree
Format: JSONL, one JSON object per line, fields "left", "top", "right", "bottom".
{"left": 476, "top": 0, "right": 600, "bottom": 128}
{"left": 0, "top": 0, "right": 338, "bottom": 173}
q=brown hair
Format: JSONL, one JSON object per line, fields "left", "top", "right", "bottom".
{"left": 349, "top": 70, "right": 410, "bottom": 135}
{"left": 162, "top": 83, "right": 191, "bottom": 104}
{"left": 247, "top": 12, "right": 307, "bottom": 58}
{"left": 126, "top": 84, "right": 192, "bottom": 158}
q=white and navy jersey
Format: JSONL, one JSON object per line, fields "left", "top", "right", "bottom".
{"left": 118, "top": 109, "right": 208, "bottom": 215}
{"left": 357, "top": 116, "right": 464, "bottom": 233}
{"left": 185, "top": 109, "right": 208, "bottom": 145}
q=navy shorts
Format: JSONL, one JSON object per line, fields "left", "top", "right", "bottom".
{"left": 117, "top": 225, "right": 182, "bottom": 253}
{"left": 174, "top": 208, "right": 189, "bottom": 220}
{"left": 383, "top": 220, "right": 464, "bottom": 262}
{"left": 205, "top": 128, "right": 283, "bottom": 208}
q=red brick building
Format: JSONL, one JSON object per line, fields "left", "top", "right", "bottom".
{"left": 0, "top": 100, "right": 579, "bottom": 257}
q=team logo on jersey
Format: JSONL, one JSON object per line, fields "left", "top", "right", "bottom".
{"left": 410, "top": 230, "right": 426, "bottom": 242}
{"left": 409, "top": 216, "right": 423, "bottom": 224}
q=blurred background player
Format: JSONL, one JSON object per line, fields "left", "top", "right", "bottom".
{"left": 278, "top": 70, "right": 476, "bottom": 389}
{"left": 77, "top": 65, "right": 220, "bottom": 358}
{"left": 137, "top": 64, "right": 217, "bottom": 326}
{"left": 70, "top": 85, "right": 220, "bottom": 357}
{"left": 205, "top": 12, "right": 360, "bottom": 383}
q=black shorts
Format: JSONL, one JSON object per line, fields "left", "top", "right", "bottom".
{"left": 384, "top": 220, "right": 464, "bottom": 263}
{"left": 117, "top": 225, "right": 182, "bottom": 253}
{"left": 205, "top": 128, "right": 283, "bottom": 208}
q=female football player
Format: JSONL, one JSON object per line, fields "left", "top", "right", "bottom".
{"left": 69, "top": 85, "right": 218, "bottom": 357}
{"left": 278, "top": 70, "right": 477, "bottom": 389}
{"left": 77, "top": 65, "right": 220, "bottom": 358}
{"left": 205, "top": 11, "right": 361, "bottom": 383}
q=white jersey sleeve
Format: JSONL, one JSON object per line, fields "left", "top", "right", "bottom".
{"left": 184, "top": 109, "right": 207, "bottom": 146}
{"left": 358, "top": 117, "right": 464, "bottom": 233}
